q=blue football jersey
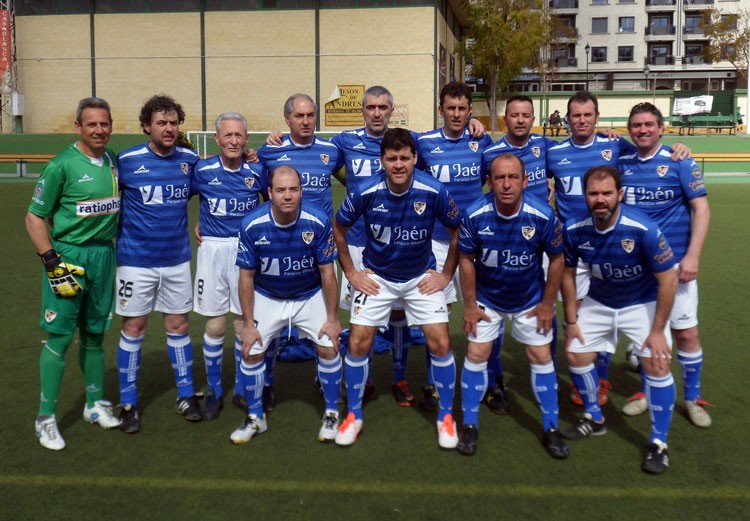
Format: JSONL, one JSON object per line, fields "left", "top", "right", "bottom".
{"left": 619, "top": 145, "right": 707, "bottom": 262}
{"left": 257, "top": 136, "right": 343, "bottom": 217}
{"left": 336, "top": 170, "right": 462, "bottom": 283}
{"left": 416, "top": 128, "right": 493, "bottom": 241}
{"left": 236, "top": 200, "right": 338, "bottom": 301}
{"left": 482, "top": 133, "right": 556, "bottom": 202}
{"left": 117, "top": 144, "right": 199, "bottom": 267}
{"left": 193, "top": 156, "right": 266, "bottom": 238}
{"left": 563, "top": 204, "right": 677, "bottom": 308}
{"left": 548, "top": 136, "right": 635, "bottom": 221}
{"left": 459, "top": 192, "right": 563, "bottom": 312}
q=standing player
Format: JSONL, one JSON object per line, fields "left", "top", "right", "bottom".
{"left": 618, "top": 102, "right": 712, "bottom": 427}
{"left": 562, "top": 165, "right": 678, "bottom": 474}
{"left": 256, "top": 93, "right": 343, "bottom": 410}
{"left": 26, "top": 97, "right": 121, "bottom": 450}
{"left": 115, "top": 95, "right": 201, "bottom": 433}
{"left": 458, "top": 154, "right": 567, "bottom": 458}
{"left": 193, "top": 112, "right": 266, "bottom": 419}
{"left": 230, "top": 165, "right": 342, "bottom": 444}
{"left": 479, "top": 95, "right": 558, "bottom": 414}
{"left": 333, "top": 128, "right": 462, "bottom": 449}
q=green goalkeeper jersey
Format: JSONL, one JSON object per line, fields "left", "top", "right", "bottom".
{"left": 28, "top": 143, "right": 120, "bottom": 245}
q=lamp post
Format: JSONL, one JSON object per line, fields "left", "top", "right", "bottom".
{"left": 584, "top": 43, "right": 590, "bottom": 91}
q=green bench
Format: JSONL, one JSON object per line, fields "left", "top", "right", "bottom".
{"left": 684, "top": 115, "right": 736, "bottom": 135}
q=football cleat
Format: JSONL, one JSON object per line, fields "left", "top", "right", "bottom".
{"left": 563, "top": 414, "right": 607, "bottom": 440}
{"left": 482, "top": 386, "right": 509, "bottom": 415}
{"left": 642, "top": 440, "right": 669, "bottom": 474}
{"left": 418, "top": 384, "right": 439, "bottom": 412}
{"left": 391, "top": 379, "right": 414, "bottom": 407}
{"left": 622, "top": 392, "right": 648, "bottom": 416}
{"left": 437, "top": 413, "right": 459, "bottom": 449}
{"left": 318, "top": 411, "right": 340, "bottom": 442}
{"left": 262, "top": 385, "right": 275, "bottom": 412}
{"left": 685, "top": 399, "right": 713, "bottom": 428}
{"left": 542, "top": 428, "right": 569, "bottom": 459}
{"left": 598, "top": 378, "right": 612, "bottom": 405}
{"left": 456, "top": 424, "right": 478, "bottom": 456}
{"left": 202, "top": 389, "right": 224, "bottom": 421}
{"left": 83, "top": 400, "right": 121, "bottom": 429}
{"left": 175, "top": 395, "right": 203, "bottom": 422}
{"left": 35, "top": 416, "right": 65, "bottom": 451}
{"left": 335, "top": 412, "right": 363, "bottom": 447}
{"left": 118, "top": 404, "right": 140, "bottom": 434}
{"left": 625, "top": 342, "right": 641, "bottom": 372}
{"left": 230, "top": 414, "right": 268, "bottom": 444}
{"left": 232, "top": 393, "right": 248, "bottom": 412}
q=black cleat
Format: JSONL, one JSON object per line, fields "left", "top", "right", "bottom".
{"left": 563, "top": 414, "right": 606, "bottom": 440}
{"left": 202, "top": 389, "right": 224, "bottom": 421}
{"left": 175, "top": 395, "right": 203, "bottom": 422}
{"left": 457, "top": 424, "right": 479, "bottom": 456}
{"left": 642, "top": 442, "right": 669, "bottom": 474}
{"left": 391, "top": 379, "right": 415, "bottom": 407}
{"left": 262, "top": 385, "right": 275, "bottom": 412}
{"left": 119, "top": 404, "right": 140, "bottom": 434}
{"left": 232, "top": 393, "right": 248, "bottom": 412}
{"left": 542, "top": 428, "right": 569, "bottom": 459}
{"left": 482, "top": 386, "right": 509, "bottom": 415}
{"left": 418, "top": 384, "right": 439, "bottom": 412}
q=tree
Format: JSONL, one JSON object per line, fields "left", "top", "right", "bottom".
{"left": 703, "top": 7, "right": 750, "bottom": 81}
{"left": 460, "top": 0, "right": 546, "bottom": 131}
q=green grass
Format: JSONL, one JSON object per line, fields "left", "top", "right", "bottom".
{"left": 1, "top": 179, "right": 749, "bottom": 520}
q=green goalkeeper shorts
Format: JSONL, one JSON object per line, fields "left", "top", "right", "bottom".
{"left": 39, "top": 241, "right": 115, "bottom": 335}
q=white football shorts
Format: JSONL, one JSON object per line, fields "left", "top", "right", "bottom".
{"left": 116, "top": 261, "right": 193, "bottom": 316}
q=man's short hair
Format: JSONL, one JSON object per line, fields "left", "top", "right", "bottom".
{"left": 489, "top": 153, "right": 525, "bottom": 175}
{"left": 284, "top": 93, "right": 317, "bottom": 117}
{"left": 567, "top": 90, "right": 599, "bottom": 115}
{"left": 139, "top": 94, "right": 185, "bottom": 135}
{"left": 269, "top": 165, "right": 303, "bottom": 189}
{"left": 628, "top": 102, "right": 665, "bottom": 127}
{"left": 362, "top": 85, "right": 394, "bottom": 106}
{"left": 76, "top": 97, "right": 111, "bottom": 122}
{"left": 505, "top": 95, "right": 534, "bottom": 114}
{"left": 380, "top": 128, "right": 415, "bottom": 156}
{"left": 584, "top": 165, "right": 622, "bottom": 192}
{"left": 439, "top": 81, "right": 473, "bottom": 106}
{"left": 214, "top": 112, "right": 248, "bottom": 134}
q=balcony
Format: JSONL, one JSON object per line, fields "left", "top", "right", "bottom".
{"left": 683, "top": 0, "right": 714, "bottom": 6}
{"left": 646, "top": 25, "right": 676, "bottom": 35}
{"left": 684, "top": 55, "right": 712, "bottom": 64}
{"left": 647, "top": 0, "right": 675, "bottom": 5}
{"left": 549, "top": 0, "right": 578, "bottom": 8}
{"left": 555, "top": 57, "right": 579, "bottom": 67}
{"left": 646, "top": 55, "right": 675, "bottom": 65}
{"left": 683, "top": 25, "right": 705, "bottom": 36}
{"left": 551, "top": 28, "right": 579, "bottom": 39}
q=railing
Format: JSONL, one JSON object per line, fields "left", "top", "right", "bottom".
{"left": 549, "top": 0, "right": 578, "bottom": 8}
{"left": 646, "top": 55, "right": 676, "bottom": 65}
{"left": 646, "top": 25, "right": 676, "bottom": 35}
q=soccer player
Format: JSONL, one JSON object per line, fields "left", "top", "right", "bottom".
{"left": 230, "top": 165, "right": 342, "bottom": 444}
{"left": 333, "top": 128, "right": 462, "bottom": 449}
{"left": 457, "top": 154, "right": 567, "bottom": 458}
{"left": 26, "top": 97, "right": 121, "bottom": 450}
{"left": 618, "top": 102, "right": 712, "bottom": 427}
{"left": 561, "top": 165, "right": 678, "bottom": 474}
{"left": 256, "top": 93, "right": 343, "bottom": 410}
{"left": 193, "top": 112, "right": 266, "bottom": 420}
{"left": 115, "top": 95, "right": 201, "bottom": 433}
{"left": 479, "top": 95, "right": 558, "bottom": 414}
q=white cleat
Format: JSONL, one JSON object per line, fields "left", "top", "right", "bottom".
{"left": 334, "top": 412, "right": 363, "bottom": 446}
{"left": 35, "top": 416, "right": 66, "bottom": 451}
{"left": 83, "top": 400, "right": 121, "bottom": 429}
{"left": 230, "top": 415, "right": 267, "bottom": 444}
{"left": 685, "top": 399, "right": 712, "bottom": 428}
{"left": 437, "top": 413, "right": 459, "bottom": 449}
{"left": 318, "top": 411, "right": 340, "bottom": 443}
{"left": 622, "top": 392, "right": 648, "bottom": 417}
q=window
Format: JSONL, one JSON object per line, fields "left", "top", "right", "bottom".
{"left": 684, "top": 15, "right": 704, "bottom": 34}
{"left": 591, "top": 46, "right": 607, "bottom": 63}
{"left": 592, "top": 17, "right": 608, "bottom": 34}
{"left": 618, "top": 17, "right": 634, "bottom": 33}
{"left": 592, "top": 0, "right": 608, "bottom": 4}
{"left": 618, "top": 46, "right": 634, "bottom": 62}
{"left": 721, "top": 14, "right": 738, "bottom": 30}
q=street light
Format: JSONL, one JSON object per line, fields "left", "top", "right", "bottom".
{"left": 584, "top": 43, "right": 590, "bottom": 91}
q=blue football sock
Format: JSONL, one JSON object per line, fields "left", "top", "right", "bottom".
{"left": 167, "top": 333, "right": 195, "bottom": 399}
{"left": 487, "top": 322, "right": 505, "bottom": 389}
{"left": 264, "top": 338, "right": 279, "bottom": 387}
{"left": 385, "top": 317, "right": 409, "bottom": 382}
{"left": 317, "top": 355, "right": 343, "bottom": 413}
{"left": 678, "top": 349, "right": 703, "bottom": 401}
{"left": 430, "top": 352, "right": 456, "bottom": 422}
{"left": 344, "top": 353, "right": 369, "bottom": 420}
{"left": 460, "top": 358, "right": 487, "bottom": 427}
{"left": 645, "top": 373, "right": 676, "bottom": 445}
{"left": 550, "top": 315, "right": 559, "bottom": 363}
{"left": 203, "top": 334, "right": 224, "bottom": 396}
{"left": 118, "top": 332, "right": 143, "bottom": 407}
{"left": 233, "top": 337, "right": 243, "bottom": 396}
{"left": 596, "top": 351, "right": 612, "bottom": 381}
{"left": 239, "top": 359, "right": 265, "bottom": 418}
{"left": 531, "top": 361, "right": 559, "bottom": 431}
{"left": 569, "top": 363, "right": 603, "bottom": 422}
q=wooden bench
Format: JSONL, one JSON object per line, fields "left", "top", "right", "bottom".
{"left": 0, "top": 153, "right": 54, "bottom": 176}
{"left": 685, "top": 115, "right": 736, "bottom": 135}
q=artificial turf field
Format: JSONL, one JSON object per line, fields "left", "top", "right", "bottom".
{"left": 1, "top": 138, "right": 749, "bottom": 520}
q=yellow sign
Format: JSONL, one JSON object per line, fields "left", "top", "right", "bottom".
{"left": 325, "top": 85, "right": 365, "bottom": 127}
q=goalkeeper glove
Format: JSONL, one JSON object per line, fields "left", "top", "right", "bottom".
{"left": 39, "top": 249, "right": 85, "bottom": 298}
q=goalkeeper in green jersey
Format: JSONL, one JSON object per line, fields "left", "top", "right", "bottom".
{"left": 25, "top": 97, "right": 122, "bottom": 450}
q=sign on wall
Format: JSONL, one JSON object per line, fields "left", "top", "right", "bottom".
{"left": 0, "top": 10, "right": 11, "bottom": 81}
{"left": 325, "top": 85, "right": 365, "bottom": 127}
